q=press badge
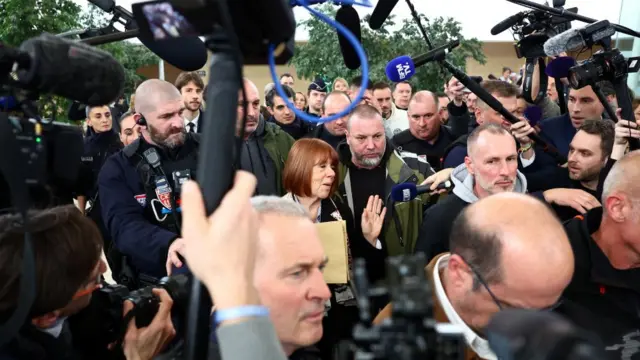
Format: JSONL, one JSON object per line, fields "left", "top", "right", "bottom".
{"left": 154, "top": 176, "right": 173, "bottom": 210}
{"left": 335, "top": 285, "right": 356, "bottom": 306}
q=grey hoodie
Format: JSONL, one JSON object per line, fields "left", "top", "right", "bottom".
{"left": 450, "top": 163, "right": 528, "bottom": 203}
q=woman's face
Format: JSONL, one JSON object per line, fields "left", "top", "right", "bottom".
{"left": 334, "top": 81, "right": 347, "bottom": 92}
{"left": 310, "top": 159, "right": 336, "bottom": 199}
{"left": 295, "top": 93, "right": 307, "bottom": 110}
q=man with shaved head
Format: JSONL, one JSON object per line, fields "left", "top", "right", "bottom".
{"left": 99, "top": 79, "right": 201, "bottom": 281}
{"left": 415, "top": 124, "right": 528, "bottom": 260}
{"left": 375, "top": 192, "right": 574, "bottom": 359}
{"left": 392, "top": 90, "right": 458, "bottom": 170}
{"left": 557, "top": 151, "right": 640, "bottom": 358}
{"left": 236, "top": 78, "right": 295, "bottom": 196}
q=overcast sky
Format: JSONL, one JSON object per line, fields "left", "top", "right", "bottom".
{"left": 73, "top": 0, "right": 624, "bottom": 41}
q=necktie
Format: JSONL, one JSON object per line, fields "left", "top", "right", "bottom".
{"left": 187, "top": 122, "right": 195, "bottom": 133}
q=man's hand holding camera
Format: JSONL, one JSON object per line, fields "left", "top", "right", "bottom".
{"left": 122, "top": 289, "right": 176, "bottom": 360}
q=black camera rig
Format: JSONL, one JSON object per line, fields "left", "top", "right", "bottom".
{"left": 342, "top": 255, "right": 466, "bottom": 360}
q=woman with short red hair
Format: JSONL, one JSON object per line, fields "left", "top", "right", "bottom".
{"left": 282, "top": 138, "right": 386, "bottom": 357}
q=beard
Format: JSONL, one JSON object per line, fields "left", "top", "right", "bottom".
{"left": 148, "top": 123, "right": 186, "bottom": 149}
{"left": 354, "top": 152, "right": 383, "bottom": 167}
{"left": 477, "top": 175, "right": 516, "bottom": 195}
{"left": 569, "top": 165, "right": 600, "bottom": 182}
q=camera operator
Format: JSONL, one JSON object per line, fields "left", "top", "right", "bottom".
{"left": 557, "top": 150, "right": 640, "bottom": 358}
{"left": 375, "top": 192, "right": 574, "bottom": 359}
{"left": 0, "top": 205, "right": 174, "bottom": 359}
{"left": 535, "top": 81, "right": 613, "bottom": 159}
{"left": 99, "top": 79, "right": 200, "bottom": 283}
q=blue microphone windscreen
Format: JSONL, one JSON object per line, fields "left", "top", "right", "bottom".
{"left": 385, "top": 56, "right": 415, "bottom": 82}
{"left": 546, "top": 56, "right": 576, "bottom": 79}
{"left": 390, "top": 182, "right": 417, "bottom": 202}
{"left": 0, "top": 96, "right": 17, "bottom": 111}
{"left": 524, "top": 106, "right": 543, "bottom": 126}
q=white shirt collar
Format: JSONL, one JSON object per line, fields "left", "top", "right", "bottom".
{"left": 184, "top": 111, "right": 200, "bottom": 128}
{"left": 433, "top": 254, "right": 498, "bottom": 360}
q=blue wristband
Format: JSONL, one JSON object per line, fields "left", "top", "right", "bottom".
{"left": 214, "top": 305, "right": 269, "bottom": 325}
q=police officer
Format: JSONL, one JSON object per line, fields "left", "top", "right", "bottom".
{"left": 76, "top": 105, "right": 123, "bottom": 267}
{"left": 98, "top": 79, "right": 199, "bottom": 284}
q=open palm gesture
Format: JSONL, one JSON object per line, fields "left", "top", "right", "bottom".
{"left": 361, "top": 195, "right": 386, "bottom": 246}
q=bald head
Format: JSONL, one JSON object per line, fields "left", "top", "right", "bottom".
{"left": 134, "top": 79, "right": 181, "bottom": 117}
{"left": 603, "top": 150, "right": 640, "bottom": 203}
{"left": 451, "top": 193, "right": 573, "bottom": 292}
{"left": 410, "top": 90, "right": 439, "bottom": 110}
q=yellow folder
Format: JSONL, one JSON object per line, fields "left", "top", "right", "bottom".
{"left": 315, "top": 220, "right": 349, "bottom": 284}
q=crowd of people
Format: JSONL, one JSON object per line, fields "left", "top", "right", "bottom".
{"left": 1, "top": 51, "right": 640, "bottom": 360}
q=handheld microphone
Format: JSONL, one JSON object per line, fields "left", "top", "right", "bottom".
{"left": 138, "top": 36, "right": 208, "bottom": 72}
{"left": 368, "top": 0, "right": 399, "bottom": 30}
{"left": 524, "top": 106, "right": 542, "bottom": 126}
{"left": 16, "top": 33, "right": 125, "bottom": 106}
{"left": 490, "top": 12, "right": 526, "bottom": 36}
{"left": 336, "top": 5, "right": 362, "bottom": 70}
{"left": 390, "top": 181, "right": 453, "bottom": 202}
{"left": 545, "top": 56, "right": 576, "bottom": 78}
{"left": 0, "top": 96, "right": 18, "bottom": 111}
{"left": 543, "top": 20, "right": 615, "bottom": 57}
{"left": 385, "top": 40, "right": 460, "bottom": 82}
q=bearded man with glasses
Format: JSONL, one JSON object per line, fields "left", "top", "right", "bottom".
{"left": 374, "top": 193, "right": 574, "bottom": 360}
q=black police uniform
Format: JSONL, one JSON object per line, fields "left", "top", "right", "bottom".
{"left": 76, "top": 131, "right": 123, "bottom": 255}
{"left": 391, "top": 126, "right": 457, "bottom": 171}
{"left": 556, "top": 207, "right": 640, "bottom": 359}
{"left": 98, "top": 134, "right": 200, "bottom": 282}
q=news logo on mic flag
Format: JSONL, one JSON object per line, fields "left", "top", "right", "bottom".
{"left": 402, "top": 188, "right": 412, "bottom": 202}
{"left": 386, "top": 55, "right": 415, "bottom": 82}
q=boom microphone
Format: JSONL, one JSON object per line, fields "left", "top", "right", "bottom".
{"left": 390, "top": 181, "right": 452, "bottom": 202}
{"left": 369, "top": 0, "right": 399, "bottom": 30}
{"left": 336, "top": 5, "right": 362, "bottom": 70}
{"left": 543, "top": 20, "right": 615, "bottom": 57}
{"left": 490, "top": 12, "right": 526, "bottom": 36}
{"left": 385, "top": 40, "right": 460, "bottom": 82}
{"left": 16, "top": 33, "right": 124, "bottom": 106}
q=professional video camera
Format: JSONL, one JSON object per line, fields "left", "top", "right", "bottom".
{"left": 0, "top": 32, "right": 126, "bottom": 348}
{"left": 491, "top": 0, "right": 577, "bottom": 59}
{"left": 342, "top": 253, "right": 610, "bottom": 360}
{"left": 341, "top": 254, "right": 466, "bottom": 360}
{"left": 68, "top": 274, "right": 190, "bottom": 357}
{"left": 553, "top": 20, "right": 640, "bottom": 90}
{"left": 0, "top": 33, "right": 125, "bottom": 210}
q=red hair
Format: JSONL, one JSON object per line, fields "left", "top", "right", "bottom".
{"left": 283, "top": 138, "right": 339, "bottom": 197}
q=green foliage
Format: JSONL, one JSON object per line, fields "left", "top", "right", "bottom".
{"left": 0, "top": 0, "right": 82, "bottom": 47}
{"left": 291, "top": 4, "right": 486, "bottom": 92}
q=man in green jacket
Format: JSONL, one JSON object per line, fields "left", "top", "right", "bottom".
{"left": 335, "top": 104, "right": 433, "bottom": 282}
{"left": 238, "top": 79, "right": 295, "bottom": 196}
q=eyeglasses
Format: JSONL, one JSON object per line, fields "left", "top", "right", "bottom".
{"left": 71, "top": 272, "right": 103, "bottom": 300}
{"left": 455, "top": 254, "right": 563, "bottom": 312}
